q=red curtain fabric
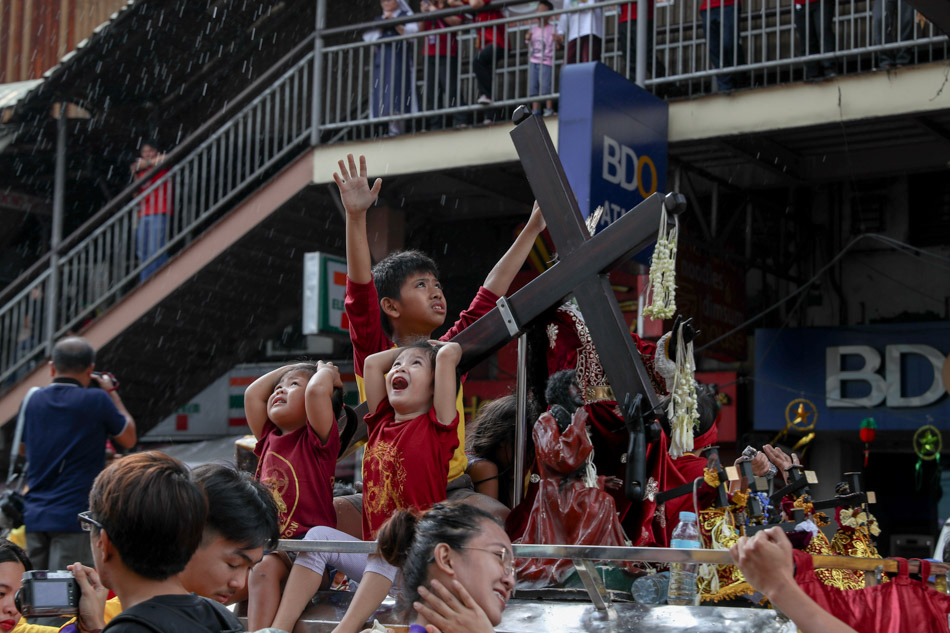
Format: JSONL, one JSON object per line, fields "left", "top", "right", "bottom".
{"left": 793, "top": 549, "right": 950, "bottom": 633}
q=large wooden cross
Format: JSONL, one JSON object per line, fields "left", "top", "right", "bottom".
{"left": 450, "top": 107, "right": 684, "bottom": 501}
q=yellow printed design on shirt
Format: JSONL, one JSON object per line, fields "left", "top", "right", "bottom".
{"left": 260, "top": 452, "right": 301, "bottom": 538}
{"left": 363, "top": 440, "right": 408, "bottom": 521}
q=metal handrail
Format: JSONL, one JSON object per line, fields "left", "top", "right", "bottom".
{"left": 314, "top": 0, "right": 947, "bottom": 140}
{"left": 276, "top": 539, "right": 950, "bottom": 591}
{"left": 276, "top": 540, "right": 945, "bottom": 573}
{"left": 0, "top": 33, "right": 317, "bottom": 309}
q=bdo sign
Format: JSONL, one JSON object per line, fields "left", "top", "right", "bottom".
{"left": 558, "top": 62, "right": 668, "bottom": 263}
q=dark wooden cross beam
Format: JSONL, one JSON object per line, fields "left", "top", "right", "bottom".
{"left": 450, "top": 108, "right": 684, "bottom": 501}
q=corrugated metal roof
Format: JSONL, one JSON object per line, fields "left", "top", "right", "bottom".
{"left": 39, "top": 0, "right": 137, "bottom": 81}
{"left": 0, "top": 80, "right": 44, "bottom": 111}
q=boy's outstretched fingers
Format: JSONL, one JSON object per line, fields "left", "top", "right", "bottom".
{"left": 334, "top": 154, "right": 382, "bottom": 211}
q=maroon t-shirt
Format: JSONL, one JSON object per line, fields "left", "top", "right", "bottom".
{"left": 361, "top": 399, "right": 460, "bottom": 539}
{"left": 254, "top": 419, "right": 340, "bottom": 538}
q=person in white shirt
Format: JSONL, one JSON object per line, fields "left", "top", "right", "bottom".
{"left": 557, "top": 0, "right": 604, "bottom": 63}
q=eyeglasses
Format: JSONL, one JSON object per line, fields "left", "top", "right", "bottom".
{"left": 77, "top": 511, "right": 103, "bottom": 532}
{"left": 459, "top": 546, "right": 514, "bottom": 578}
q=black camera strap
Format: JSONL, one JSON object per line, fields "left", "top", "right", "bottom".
{"left": 7, "top": 386, "right": 39, "bottom": 486}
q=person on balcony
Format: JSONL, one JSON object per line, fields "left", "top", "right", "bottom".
{"left": 467, "top": 0, "right": 507, "bottom": 109}
{"left": 420, "top": 0, "right": 467, "bottom": 130}
{"left": 793, "top": 0, "right": 838, "bottom": 80}
{"left": 526, "top": 0, "right": 559, "bottom": 116}
{"left": 872, "top": 0, "right": 914, "bottom": 69}
{"left": 618, "top": 0, "right": 665, "bottom": 79}
{"left": 364, "top": 0, "right": 419, "bottom": 137}
{"left": 699, "top": 0, "right": 746, "bottom": 91}
{"left": 557, "top": 0, "right": 604, "bottom": 64}
{"left": 131, "top": 141, "right": 171, "bottom": 282}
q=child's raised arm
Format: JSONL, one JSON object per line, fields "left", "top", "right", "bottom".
{"left": 305, "top": 361, "right": 343, "bottom": 443}
{"left": 482, "top": 201, "right": 546, "bottom": 297}
{"left": 363, "top": 347, "right": 404, "bottom": 414}
{"left": 245, "top": 365, "right": 293, "bottom": 440}
{"left": 335, "top": 154, "right": 383, "bottom": 284}
{"left": 433, "top": 342, "right": 462, "bottom": 426}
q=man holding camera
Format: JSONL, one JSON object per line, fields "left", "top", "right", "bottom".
{"left": 20, "top": 336, "right": 136, "bottom": 571}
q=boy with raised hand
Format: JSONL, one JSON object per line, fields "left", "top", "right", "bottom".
{"left": 334, "top": 154, "right": 544, "bottom": 527}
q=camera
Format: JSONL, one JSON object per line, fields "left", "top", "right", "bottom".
{"left": 14, "top": 570, "right": 80, "bottom": 617}
{"left": 88, "top": 371, "right": 118, "bottom": 390}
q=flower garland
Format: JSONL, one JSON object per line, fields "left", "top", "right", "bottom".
{"left": 667, "top": 326, "right": 698, "bottom": 459}
{"left": 643, "top": 202, "right": 679, "bottom": 320}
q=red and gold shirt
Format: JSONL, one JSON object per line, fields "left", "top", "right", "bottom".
{"left": 254, "top": 419, "right": 340, "bottom": 538}
{"left": 361, "top": 399, "right": 460, "bottom": 539}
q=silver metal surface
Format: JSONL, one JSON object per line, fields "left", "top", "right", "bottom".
{"left": 237, "top": 592, "right": 798, "bottom": 633}
{"left": 497, "top": 600, "right": 797, "bottom": 633}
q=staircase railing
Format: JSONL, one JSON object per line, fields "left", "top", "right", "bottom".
{"left": 0, "top": 39, "right": 317, "bottom": 387}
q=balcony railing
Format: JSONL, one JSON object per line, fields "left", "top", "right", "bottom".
{"left": 1, "top": 0, "right": 945, "bottom": 388}
{"left": 316, "top": 0, "right": 947, "bottom": 140}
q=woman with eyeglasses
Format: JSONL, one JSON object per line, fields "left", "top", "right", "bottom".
{"left": 366, "top": 502, "right": 515, "bottom": 633}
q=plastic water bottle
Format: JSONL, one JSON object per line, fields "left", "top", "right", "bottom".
{"left": 667, "top": 511, "right": 701, "bottom": 606}
{"left": 631, "top": 571, "right": 670, "bottom": 605}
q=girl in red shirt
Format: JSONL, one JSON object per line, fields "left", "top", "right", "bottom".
{"left": 270, "top": 341, "right": 462, "bottom": 633}
{"left": 243, "top": 361, "right": 342, "bottom": 630}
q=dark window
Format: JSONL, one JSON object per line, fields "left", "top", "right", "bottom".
{"left": 908, "top": 171, "right": 950, "bottom": 246}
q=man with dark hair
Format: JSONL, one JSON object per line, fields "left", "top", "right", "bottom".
{"left": 74, "top": 452, "right": 242, "bottom": 633}
{"left": 65, "top": 463, "right": 278, "bottom": 632}
{"left": 180, "top": 464, "right": 280, "bottom": 605}
{"left": 21, "top": 336, "right": 136, "bottom": 571}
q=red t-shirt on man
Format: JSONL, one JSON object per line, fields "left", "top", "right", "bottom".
{"left": 136, "top": 168, "right": 172, "bottom": 217}
{"left": 361, "top": 398, "right": 460, "bottom": 539}
{"left": 254, "top": 419, "right": 340, "bottom": 538}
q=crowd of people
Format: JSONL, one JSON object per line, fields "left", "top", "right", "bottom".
{"left": 10, "top": 149, "right": 947, "bottom": 633}
{"left": 362, "top": 0, "right": 926, "bottom": 132}
{"left": 363, "top": 0, "right": 662, "bottom": 133}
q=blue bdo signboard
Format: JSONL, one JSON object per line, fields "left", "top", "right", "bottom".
{"left": 754, "top": 322, "right": 950, "bottom": 431}
{"left": 557, "top": 61, "right": 668, "bottom": 263}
